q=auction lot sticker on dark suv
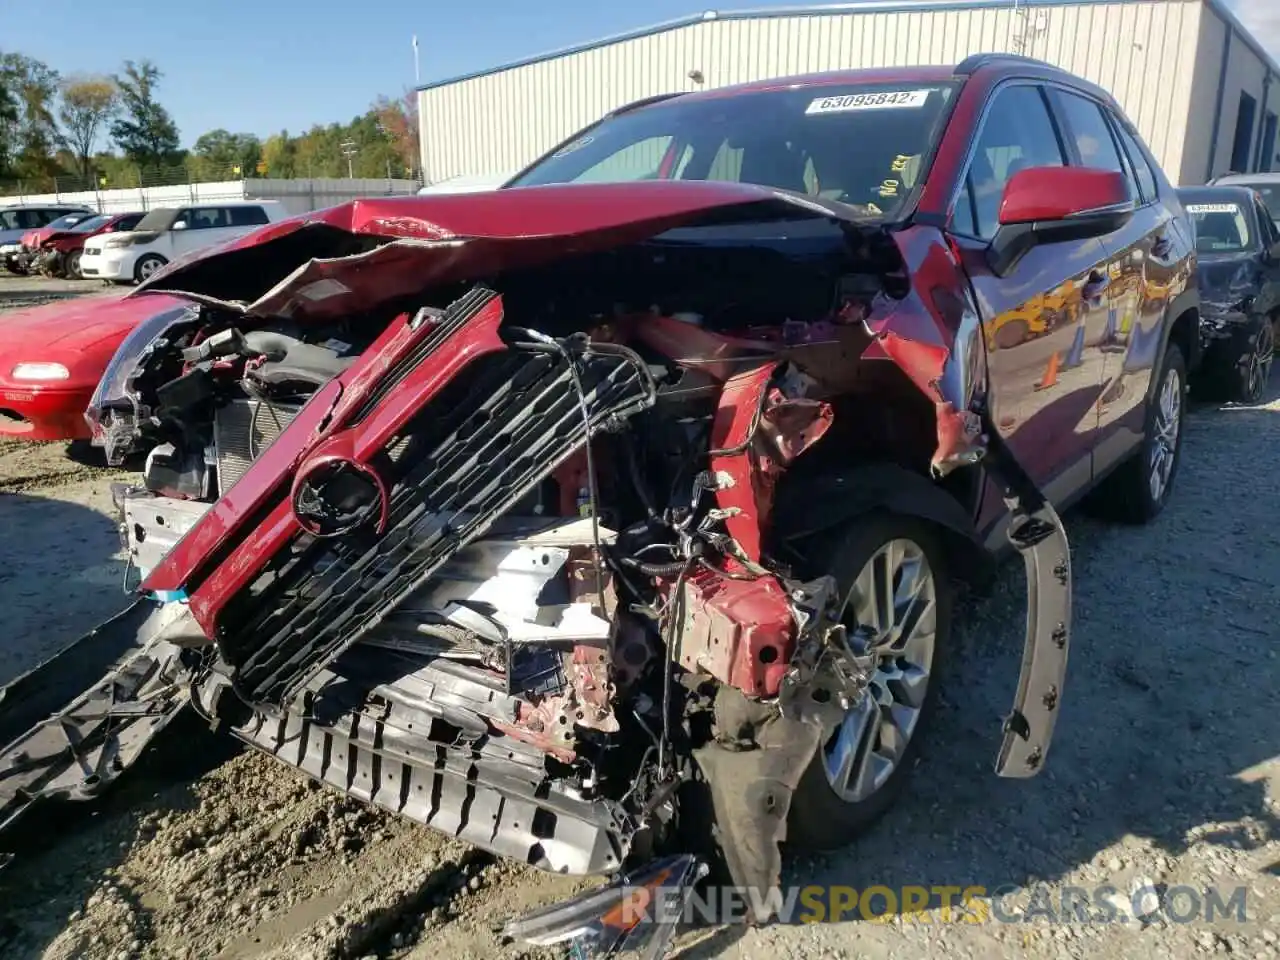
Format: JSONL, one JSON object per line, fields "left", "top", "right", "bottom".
{"left": 805, "top": 89, "right": 932, "bottom": 114}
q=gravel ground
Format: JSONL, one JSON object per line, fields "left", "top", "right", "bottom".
{"left": 0, "top": 274, "right": 1277, "bottom": 959}
{"left": 0, "top": 273, "right": 110, "bottom": 311}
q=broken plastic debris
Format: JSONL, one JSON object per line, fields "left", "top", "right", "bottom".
{"left": 502, "top": 854, "right": 706, "bottom": 960}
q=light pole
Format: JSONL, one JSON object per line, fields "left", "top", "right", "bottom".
{"left": 412, "top": 35, "right": 421, "bottom": 87}
{"left": 340, "top": 138, "right": 357, "bottom": 178}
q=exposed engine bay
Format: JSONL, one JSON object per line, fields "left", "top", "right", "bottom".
{"left": 2, "top": 187, "right": 1071, "bottom": 955}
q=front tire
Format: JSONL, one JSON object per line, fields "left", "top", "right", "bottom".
{"left": 65, "top": 250, "right": 83, "bottom": 280}
{"left": 1231, "top": 316, "right": 1274, "bottom": 403}
{"left": 133, "top": 253, "right": 166, "bottom": 284}
{"left": 1088, "top": 341, "right": 1186, "bottom": 524}
{"left": 787, "top": 513, "right": 953, "bottom": 850}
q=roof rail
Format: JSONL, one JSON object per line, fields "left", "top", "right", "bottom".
{"left": 954, "top": 52, "right": 1061, "bottom": 76}
{"left": 606, "top": 92, "right": 686, "bottom": 117}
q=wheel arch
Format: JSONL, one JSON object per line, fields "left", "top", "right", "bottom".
{"left": 1164, "top": 289, "right": 1201, "bottom": 377}
{"left": 771, "top": 460, "right": 993, "bottom": 590}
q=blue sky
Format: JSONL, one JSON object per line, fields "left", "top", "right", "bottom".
{"left": 2, "top": 0, "right": 1276, "bottom": 149}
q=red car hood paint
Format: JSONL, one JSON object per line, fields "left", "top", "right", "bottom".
{"left": 137, "top": 181, "right": 847, "bottom": 319}
{"left": 0, "top": 291, "right": 188, "bottom": 375}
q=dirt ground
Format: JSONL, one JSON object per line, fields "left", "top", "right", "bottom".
{"left": 0, "top": 275, "right": 1278, "bottom": 960}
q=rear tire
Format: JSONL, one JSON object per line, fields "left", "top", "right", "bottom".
{"left": 1087, "top": 341, "right": 1186, "bottom": 524}
{"left": 786, "top": 513, "right": 953, "bottom": 850}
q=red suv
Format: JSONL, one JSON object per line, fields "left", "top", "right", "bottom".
{"left": 4, "top": 54, "right": 1196, "bottom": 944}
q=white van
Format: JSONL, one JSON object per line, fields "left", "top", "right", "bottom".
{"left": 80, "top": 200, "right": 288, "bottom": 284}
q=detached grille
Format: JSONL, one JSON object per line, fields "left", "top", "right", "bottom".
{"left": 214, "top": 399, "right": 301, "bottom": 495}
{"left": 219, "top": 337, "right": 655, "bottom": 707}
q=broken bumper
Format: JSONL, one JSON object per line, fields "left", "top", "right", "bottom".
{"left": 0, "top": 602, "right": 191, "bottom": 840}
{"left": 191, "top": 647, "right": 633, "bottom": 875}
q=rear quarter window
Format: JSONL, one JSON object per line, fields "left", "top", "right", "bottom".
{"left": 229, "top": 205, "right": 270, "bottom": 227}
{"left": 1111, "top": 118, "right": 1159, "bottom": 204}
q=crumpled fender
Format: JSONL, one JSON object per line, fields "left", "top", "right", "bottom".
{"left": 862, "top": 224, "right": 990, "bottom": 476}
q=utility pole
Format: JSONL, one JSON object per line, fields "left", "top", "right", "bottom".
{"left": 340, "top": 139, "right": 357, "bottom": 178}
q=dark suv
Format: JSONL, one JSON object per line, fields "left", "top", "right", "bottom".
{"left": 5, "top": 54, "right": 1196, "bottom": 949}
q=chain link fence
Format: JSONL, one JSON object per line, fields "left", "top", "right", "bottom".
{"left": 4, "top": 162, "right": 429, "bottom": 199}
{"left": 0, "top": 162, "right": 271, "bottom": 201}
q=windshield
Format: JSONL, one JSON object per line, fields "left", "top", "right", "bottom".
{"left": 1187, "top": 202, "right": 1252, "bottom": 253}
{"left": 135, "top": 208, "right": 178, "bottom": 232}
{"left": 46, "top": 213, "right": 90, "bottom": 230}
{"left": 1228, "top": 181, "right": 1280, "bottom": 219}
{"left": 510, "top": 81, "right": 960, "bottom": 219}
{"left": 70, "top": 215, "right": 109, "bottom": 233}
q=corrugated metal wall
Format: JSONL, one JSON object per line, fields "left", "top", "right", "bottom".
{"left": 417, "top": 1, "right": 1203, "bottom": 184}
{"left": 1180, "top": 5, "right": 1276, "bottom": 183}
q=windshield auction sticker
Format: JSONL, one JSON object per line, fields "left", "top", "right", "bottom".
{"left": 1186, "top": 203, "right": 1240, "bottom": 214}
{"left": 805, "top": 89, "right": 932, "bottom": 114}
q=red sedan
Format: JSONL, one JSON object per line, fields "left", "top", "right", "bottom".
{"left": 29, "top": 211, "right": 145, "bottom": 279}
{"left": 0, "top": 291, "right": 187, "bottom": 441}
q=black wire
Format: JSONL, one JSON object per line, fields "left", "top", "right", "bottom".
{"left": 623, "top": 433, "right": 659, "bottom": 520}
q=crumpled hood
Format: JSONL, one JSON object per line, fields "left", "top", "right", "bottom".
{"left": 1196, "top": 252, "right": 1256, "bottom": 293}
{"left": 135, "top": 181, "right": 848, "bottom": 320}
{"left": 0, "top": 291, "right": 188, "bottom": 357}
{"left": 1196, "top": 252, "right": 1259, "bottom": 318}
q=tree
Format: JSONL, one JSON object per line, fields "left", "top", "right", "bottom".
{"left": 190, "top": 128, "right": 261, "bottom": 179}
{"left": 57, "top": 75, "right": 118, "bottom": 182}
{"left": 110, "top": 59, "right": 180, "bottom": 170}
{"left": 373, "top": 91, "right": 419, "bottom": 178}
{"left": 0, "top": 68, "right": 19, "bottom": 177}
{"left": 261, "top": 130, "right": 296, "bottom": 178}
{"left": 0, "top": 53, "right": 60, "bottom": 185}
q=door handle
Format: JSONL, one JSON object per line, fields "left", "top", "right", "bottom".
{"left": 1083, "top": 271, "right": 1110, "bottom": 300}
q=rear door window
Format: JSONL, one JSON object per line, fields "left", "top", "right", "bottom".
{"left": 1050, "top": 90, "right": 1128, "bottom": 178}
{"left": 956, "top": 84, "right": 1067, "bottom": 240}
{"left": 228, "top": 205, "right": 270, "bottom": 227}
{"left": 188, "top": 207, "right": 232, "bottom": 230}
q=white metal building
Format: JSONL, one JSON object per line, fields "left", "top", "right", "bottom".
{"left": 416, "top": 0, "right": 1280, "bottom": 188}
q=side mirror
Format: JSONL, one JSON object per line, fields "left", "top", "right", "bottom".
{"left": 988, "top": 167, "right": 1134, "bottom": 277}
{"left": 172, "top": 220, "right": 188, "bottom": 231}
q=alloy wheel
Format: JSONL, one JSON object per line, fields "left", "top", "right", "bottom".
{"left": 138, "top": 257, "right": 161, "bottom": 280}
{"left": 822, "top": 538, "right": 937, "bottom": 804}
{"left": 1244, "top": 321, "right": 1275, "bottom": 402}
{"left": 1148, "top": 364, "right": 1182, "bottom": 504}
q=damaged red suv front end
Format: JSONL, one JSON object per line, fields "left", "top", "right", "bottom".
{"left": 0, "top": 68, "right": 1080, "bottom": 955}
